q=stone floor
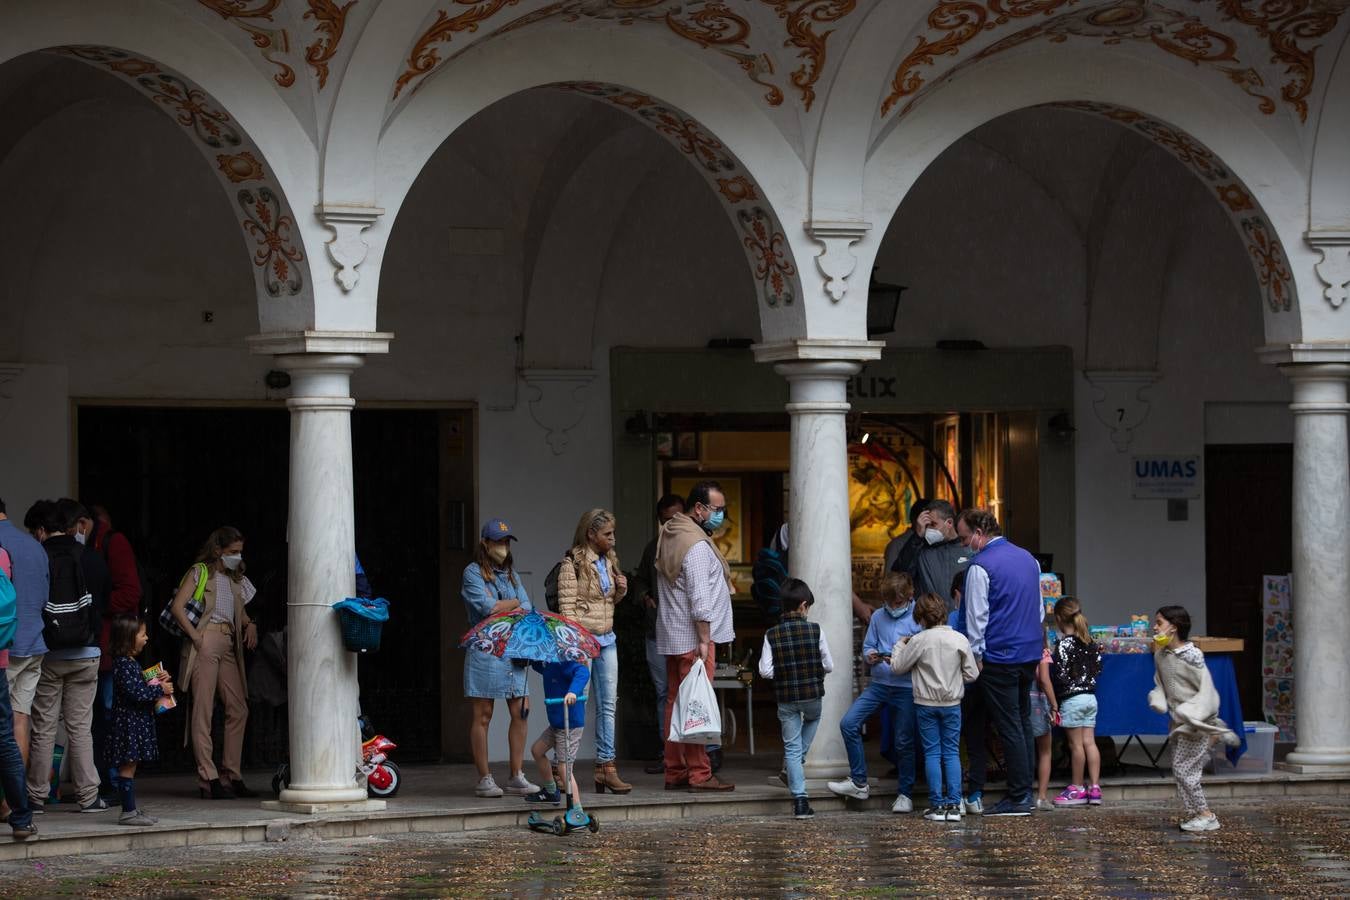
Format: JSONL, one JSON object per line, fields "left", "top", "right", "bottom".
{"left": 2, "top": 799, "right": 1347, "bottom": 897}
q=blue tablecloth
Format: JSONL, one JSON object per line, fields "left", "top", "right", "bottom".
{"left": 1095, "top": 652, "right": 1247, "bottom": 763}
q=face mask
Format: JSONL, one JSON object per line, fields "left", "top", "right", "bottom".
{"left": 885, "top": 602, "right": 910, "bottom": 619}
{"left": 74, "top": 531, "right": 87, "bottom": 545}
{"left": 701, "top": 509, "right": 725, "bottom": 534}
{"left": 1153, "top": 632, "right": 1172, "bottom": 647}
{"left": 221, "top": 554, "right": 243, "bottom": 571}
{"left": 923, "top": 528, "right": 944, "bottom": 546}
{"left": 487, "top": 544, "right": 509, "bottom": 565}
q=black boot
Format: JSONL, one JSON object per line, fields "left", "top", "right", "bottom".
{"left": 708, "top": 748, "right": 723, "bottom": 773}
{"left": 199, "top": 778, "right": 234, "bottom": 800}
{"left": 793, "top": 797, "right": 815, "bottom": 820}
{"left": 230, "top": 779, "right": 258, "bottom": 798}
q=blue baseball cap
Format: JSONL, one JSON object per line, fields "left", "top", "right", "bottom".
{"left": 481, "top": 518, "right": 517, "bottom": 541}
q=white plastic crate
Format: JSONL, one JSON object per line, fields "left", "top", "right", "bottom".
{"left": 1210, "top": 721, "right": 1277, "bottom": 776}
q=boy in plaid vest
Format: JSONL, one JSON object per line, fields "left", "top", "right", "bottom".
{"left": 758, "top": 578, "right": 834, "bottom": 819}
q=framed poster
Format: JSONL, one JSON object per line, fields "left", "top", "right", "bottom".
{"left": 932, "top": 416, "right": 960, "bottom": 505}
{"left": 670, "top": 475, "right": 746, "bottom": 563}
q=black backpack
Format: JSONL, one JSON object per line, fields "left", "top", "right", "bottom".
{"left": 43, "top": 547, "right": 98, "bottom": 650}
{"left": 542, "top": 552, "right": 581, "bottom": 614}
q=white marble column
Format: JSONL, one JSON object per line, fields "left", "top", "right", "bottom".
{"left": 1280, "top": 359, "right": 1350, "bottom": 772}
{"left": 775, "top": 359, "right": 863, "bottom": 779}
{"left": 273, "top": 352, "right": 373, "bottom": 808}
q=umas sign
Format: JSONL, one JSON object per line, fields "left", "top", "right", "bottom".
{"left": 1132, "top": 455, "right": 1201, "bottom": 499}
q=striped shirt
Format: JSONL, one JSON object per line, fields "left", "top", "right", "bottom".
{"left": 655, "top": 541, "right": 734, "bottom": 656}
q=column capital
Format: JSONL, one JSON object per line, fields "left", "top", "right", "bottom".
{"left": 752, "top": 338, "right": 883, "bottom": 365}
{"left": 247, "top": 330, "right": 393, "bottom": 357}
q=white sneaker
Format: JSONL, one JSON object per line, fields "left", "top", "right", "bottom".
{"left": 1035, "top": 798, "right": 1054, "bottom": 812}
{"left": 474, "top": 775, "right": 504, "bottom": 798}
{"left": 503, "top": 771, "right": 541, "bottom": 795}
{"left": 945, "top": 804, "right": 963, "bottom": 822}
{"left": 962, "top": 795, "right": 983, "bottom": 815}
{"left": 827, "top": 778, "right": 870, "bottom": 800}
{"left": 891, "top": 794, "right": 913, "bottom": 814}
{"left": 1180, "top": 814, "right": 1221, "bottom": 832}
{"left": 922, "top": 806, "right": 946, "bottom": 821}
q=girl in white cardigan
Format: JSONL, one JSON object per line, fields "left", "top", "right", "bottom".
{"left": 1149, "top": 605, "right": 1239, "bottom": 833}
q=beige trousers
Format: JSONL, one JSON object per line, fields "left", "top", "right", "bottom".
{"left": 191, "top": 627, "right": 249, "bottom": 783}
{"left": 26, "top": 656, "right": 100, "bottom": 808}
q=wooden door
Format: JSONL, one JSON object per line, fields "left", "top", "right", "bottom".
{"left": 1204, "top": 444, "right": 1293, "bottom": 720}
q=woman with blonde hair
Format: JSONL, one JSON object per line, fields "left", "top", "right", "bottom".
{"left": 169, "top": 526, "right": 257, "bottom": 799}
{"left": 557, "top": 508, "right": 629, "bottom": 793}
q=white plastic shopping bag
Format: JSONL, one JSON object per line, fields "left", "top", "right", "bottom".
{"left": 667, "top": 657, "right": 722, "bottom": 745}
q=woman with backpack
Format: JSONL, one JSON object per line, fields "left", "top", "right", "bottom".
{"left": 557, "top": 509, "right": 629, "bottom": 793}
{"left": 168, "top": 526, "right": 258, "bottom": 800}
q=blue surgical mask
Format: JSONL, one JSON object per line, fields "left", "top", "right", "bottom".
{"left": 885, "top": 602, "right": 909, "bottom": 619}
{"left": 702, "top": 510, "right": 725, "bottom": 533}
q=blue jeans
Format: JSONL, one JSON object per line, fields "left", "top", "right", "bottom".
{"left": 590, "top": 641, "right": 619, "bottom": 763}
{"left": 917, "top": 704, "right": 963, "bottom": 806}
{"left": 840, "top": 683, "right": 916, "bottom": 794}
{"left": 0, "top": 668, "right": 32, "bottom": 829}
{"left": 777, "top": 699, "right": 822, "bottom": 798}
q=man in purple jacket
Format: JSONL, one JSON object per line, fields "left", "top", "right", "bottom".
{"left": 957, "top": 509, "right": 1043, "bottom": 817}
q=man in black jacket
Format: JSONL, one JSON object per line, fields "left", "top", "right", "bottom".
{"left": 629, "top": 494, "right": 684, "bottom": 774}
{"left": 913, "top": 500, "right": 972, "bottom": 609}
{"left": 25, "top": 499, "right": 110, "bottom": 814}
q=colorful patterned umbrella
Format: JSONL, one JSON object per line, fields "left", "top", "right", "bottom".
{"left": 459, "top": 608, "right": 601, "bottom": 663}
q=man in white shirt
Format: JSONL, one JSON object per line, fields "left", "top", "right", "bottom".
{"left": 654, "top": 481, "right": 735, "bottom": 792}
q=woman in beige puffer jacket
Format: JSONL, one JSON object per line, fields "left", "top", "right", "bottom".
{"left": 557, "top": 509, "right": 629, "bottom": 793}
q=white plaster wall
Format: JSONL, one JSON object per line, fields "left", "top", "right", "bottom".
{"left": 0, "top": 364, "right": 70, "bottom": 519}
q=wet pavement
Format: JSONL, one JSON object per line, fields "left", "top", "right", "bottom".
{"left": 1, "top": 799, "right": 1347, "bottom": 897}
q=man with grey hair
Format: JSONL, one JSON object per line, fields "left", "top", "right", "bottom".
{"left": 914, "top": 500, "right": 972, "bottom": 609}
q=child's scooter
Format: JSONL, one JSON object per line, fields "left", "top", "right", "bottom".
{"left": 527, "top": 695, "right": 600, "bottom": 836}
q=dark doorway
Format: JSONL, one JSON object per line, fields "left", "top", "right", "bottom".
{"left": 77, "top": 405, "right": 445, "bottom": 772}
{"left": 1204, "top": 443, "right": 1293, "bottom": 719}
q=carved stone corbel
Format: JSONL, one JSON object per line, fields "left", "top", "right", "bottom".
{"left": 521, "top": 369, "right": 596, "bottom": 455}
{"left": 1083, "top": 370, "right": 1160, "bottom": 452}
{"left": 1308, "top": 230, "right": 1350, "bottom": 309}
{"left": 318, "top": 204, "right": 384, "bottom": 292}
{"left": 808, "top": 220, "right": 872, "bottom": 303}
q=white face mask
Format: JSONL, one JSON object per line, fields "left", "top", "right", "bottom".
{"left": 923, "top": 528, "right": 944, "bottom": 546}
{"left": 74, "top": 531, "right": 87, "bottom": 545}
{"left": 221, "top": 554, "right": 243, "bottom": 571}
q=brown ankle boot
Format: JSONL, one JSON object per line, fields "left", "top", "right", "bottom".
{"left": 594, "top": 762, "right": 632, "bottom": 794}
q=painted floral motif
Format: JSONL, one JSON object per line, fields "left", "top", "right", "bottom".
{"left": 217, "top": 151, "right": 267, "bottom": 183}
{"left": 140, "top": 73, "right": 243, "bottom": 148}
{"left": 196, "top": 0, "right": 297, "bottom": 88}
{"left": 1208, "top": 0, "right": 1348, "bottom": 123}
{"left": 304, "top": 0, "right": 357, "bottom": 89}
{"left": 740, "top": 207, "right": 796, "bottom": 307}
{"left": 757, "top": 1, "right": 857, "bottom": 111}
{"left": 1054, "top": 100, "right": 1292, "bottom": 312}
{"left": 239, "top": 188, "right": 305, "bottom": 296}
{"left": 1242, "top": 217, "right": 1293, "bottom": 313}
{"left": 1216, "top": 182, "right": 1253, "bottom": 213}
{"left": 883, "top": 1, "right": 1313, "bottom": 120}
{"left": 717, "top": 175, "right": 759, "bottom": 203}
{"left": 554, "top": 81, "right": 798, "bottom": 308}
{"left": 394, "top": 0, "right": 525, "bottom": 99}
{"left": 883, "top": 0, "right": 1076, "bottom": 116}
{"left": 395, "top": 0, "right": 859, "bottom": 108}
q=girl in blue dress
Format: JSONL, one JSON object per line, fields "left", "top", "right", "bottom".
{"left": 462, "top": 518, "right": 539, "bottom": 799}
{"left": 107, "top": 614, "right": 171, "bottom": 826}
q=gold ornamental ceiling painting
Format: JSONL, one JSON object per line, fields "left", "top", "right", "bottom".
{"left": 389, "top": 0, "right": 867, "bottom": 147}
{"left": 882, "top": 0, "right": 1350, "bottom": 124}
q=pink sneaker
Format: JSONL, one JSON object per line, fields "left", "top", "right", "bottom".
{"left": 1053, "top": 785, "right": 1087, "bottom": 807}
{"left": 1087, "top": 785, "right": 1103, "bottom": 806}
